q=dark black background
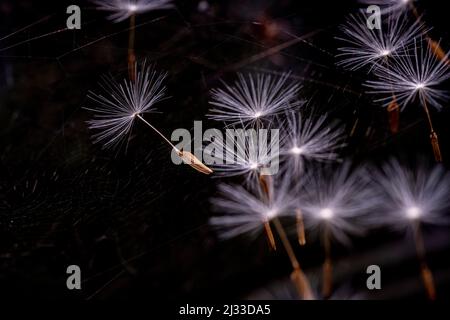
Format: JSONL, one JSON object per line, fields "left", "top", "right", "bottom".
{"left": 0, "top": 0, "right": 449, "bottom": 300}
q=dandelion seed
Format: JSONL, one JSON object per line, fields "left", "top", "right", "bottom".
{"left": 204, "top": 127, "right": 279, "bottom": 183}
{"left": 211, "top": 176, "right": 314, "bottom": 299}
{"left": 279, "top": 112, "right": 346, "bottom": 175}
{"left": 358, "top": 0, "right": 414, "bottom": 16}
{"left": 297, "top": 162, "right": 372, "bottom": 297}
{"left": 92, "top": 0, "right": 174, "bottom": 22}
{"left": 336, "top": 12, "right": 425, "bottom": 71}
{"left": 366, "top": 38, "right": 449, "bottom": 161}
{"left": 207, "top": 72, "right": 304, "bottom": 127}
{"left": 369, "top": 158, "right": 450, "bottom": 299}
{"left": 369, "top": 159, "right": 450, "bottom": 228}
{"left": 210, "top": 176, "right": 296, "bottom": 240}
{"left": 366, "top": 38, "right": 450, "bottom": 110}
{"left": 297, "top": 163, "right": 371, "bottom": 244}
{"left": 86, "top": 62, "right": 213, "bottom": 174}
{"left": 86, "top": 61, "right": 168, "bottom": 150}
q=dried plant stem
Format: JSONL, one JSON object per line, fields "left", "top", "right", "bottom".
{"left": 421, "top": 100, "right": 442, "bottom": 162}
{"left": 412, "top": 221, "right": 436, "bottom": 300}
{"left": 296, "top": 208, "right": 306, "bottom": 246}
{"left": 272, "top": 217, "right": 314, "bottom": 300}
{"left": 322, "top": 224, "right": 333, "bottom": 298}
{"left": 128, "top": 14, "right": 137, "bottom": 81}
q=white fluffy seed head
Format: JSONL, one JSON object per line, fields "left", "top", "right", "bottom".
{"left": 92, "top": 0, "right": 174, "bottom": 22}
{"left": 358, "top": 0, "right": 413, "bottom": 16}
{"left": 85, "top": 61, "right": 168, "bottom": 149}
{"left": 336, "top": 12, "right": 426, "bottom": 71}
{"left": 368, "top": 159, "right": 450, "bottom": 229}
{"left": 296, "top": 162, "right": 372, "bottom": 245}
{"left": 279, "top": 112, "right": 346, "bottom": 176}
{"left": 365, "top": 38, "right": 450, "bottom": 110}
{"left": 210, "top": 174, "right": 296, "bottom": 239}
{"left": 203, "top": 127, "right": 280, "bottom": 184}
{"left": 207, "top": 72, "right": 304, "bottom": 127}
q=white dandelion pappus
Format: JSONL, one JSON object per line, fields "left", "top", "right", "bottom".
{"left": 279, "top": 112, "right": 346, "bottom": 175}
{"left": 92, "top": 0, "right": 174, "bottom": 22}
{"left": 369, "top": 159, "right": 450, "bottom": 230}
{"left": 297, "top": 162, "right": 372, "bottom": 245}
{"left": 336, "top": 12, "right": 426, "bottom": 71}
{"left": 210, "top": 174, "right": 296, "bottom": 239}
{"left": 207, "top": 72, "right": 304, "bottom": 127}
{"left": 365, "top": 38, "right": 450, "bottom": 110}
{"left": 86, "top": 61, "right": 168, "bottom": 149}
{"left": 359, "top": 0, "right": 414, "bottom": 15}
{"left": 203, "top": 127, "right": 280, "bottom": 183}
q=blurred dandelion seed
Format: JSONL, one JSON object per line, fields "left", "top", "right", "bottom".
{"left": 92, "top": 0, "right": 174, "bottom": 22}
{"left": 297, "top": 162, "right": 371, "bottom": 297}
{"left": 370, "top": 159, "right": 450, "bottom": 228}
{"left": 207, "top": 72, "right": 304, "bottom": 127}
{"left": 359, "top": 0, "right": 414, "bottom": 15}
{"left": 210, "top": 176, "right": 314, "bottom": 299}
{"left": 279, "top": 112, "right": 346, "bottom": 175}
{"left": 210, "top": 176, "right": 296, "bottom": 240}
{"left": 370, "top": 159, "right": 450, "bottom": 299}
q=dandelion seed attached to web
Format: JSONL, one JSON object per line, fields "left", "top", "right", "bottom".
{"left": 366, "top": 38, "right": 450, "bottom": 161}
{"left": 85, "top": 61, "right": 212, "bottom": 174}
{"left": 207, "top": 72, "right": 304, "bottom": 127}
{"left": 336, "top": 12, "right": 426, "bottom": 71}
{"left": 369, "top": 159, "right": 450, "bottom": 299}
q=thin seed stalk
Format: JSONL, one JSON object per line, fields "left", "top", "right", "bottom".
{"left": 128, "top": 14, "right": 137, "bottom": 82}
{"left": 422, "top": 99, "right": 442, "bottom": 162}
{"left": 322, "top": 224, "right": 333, "bottom": 298}
{"left": 296, "top": 208, "right": 306, "bottom": 246}
{"left": 259, "top": 174, "right": 277, "bottom": 250}
{"left": 136, "top": 114, "right": 212, "bottom": 174}
{"left": 258, "top": 174, "right": 314, "bottom": 299}
{"left": 412, "top": 220, "right": 436, "bottom": 300}
{"left": 272, "top": 217, "right": 314, "bottom": 300}
{"left": 264, "top": 220, "right": 277, "bottom": 250}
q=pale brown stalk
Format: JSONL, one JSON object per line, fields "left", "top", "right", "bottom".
{"left": 296, "top": 208, "right": 306, "bottom": 246}
{"left": 322, "top": 224, "right": 333, "bottom": 298}
{"left": 422, "top": 99, "right": 442, "bottom": 162}
{"left": 136, "top": 114, "right": 213, "bottom": 175}
{"left": 258, "top": 174, "right": 314, "bottom": 299}
{"left": 412, "top": 220, "right": 436, "bottom": 300}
